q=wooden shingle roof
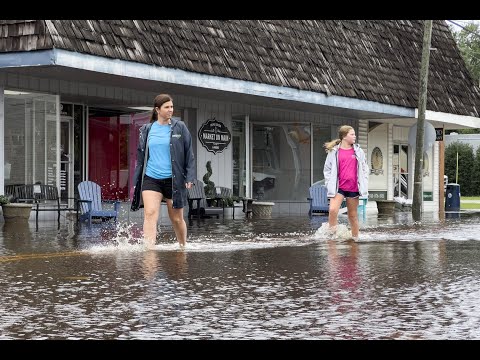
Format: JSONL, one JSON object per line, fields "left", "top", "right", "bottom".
{"left": 1, "top": 19, "right": 479, "bottom": 117}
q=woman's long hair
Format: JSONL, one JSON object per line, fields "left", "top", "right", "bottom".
{"left": 324, "top": 125, "right": 354, "bottom": 152}
{"left": 150, "top": 94, "right": 173, "bottom": 123}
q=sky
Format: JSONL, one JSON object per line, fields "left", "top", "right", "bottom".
{"left": 449, "top": 20, "right": 480, "bottom": 32}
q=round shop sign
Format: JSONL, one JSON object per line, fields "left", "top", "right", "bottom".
{"left": 198, "top": 118, "right": 231, "bottom": 154}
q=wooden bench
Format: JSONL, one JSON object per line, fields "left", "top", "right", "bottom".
{"left": 213, "top": 186, "right": 235, "bottom": 218}
{"left": 5, "top": 183, "right": 74, "bottom": 230}
{"left": 187, "top": 179, "right": 223, "bottom": 219}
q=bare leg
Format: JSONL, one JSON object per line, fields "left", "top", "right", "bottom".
{"left": 346, "top": 197, "right": 360, "bottom": 238}
{"left": 328, "top": 194, "right": 344, "bottom": 237}
{"left": 142, "top": 190, "right": 162, "bottom": 249}
{"left": 166, "top": 199, "right": 187, "bottom": 247}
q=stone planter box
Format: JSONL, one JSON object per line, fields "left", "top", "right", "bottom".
{"left": 1, "top": 203, "right": 33, "bottom": 221}
{"left": 252, "top": 201, "right": 275, "bottom": 218}
{"left": 376, "top": 200, "right": 396, "bottom": 216}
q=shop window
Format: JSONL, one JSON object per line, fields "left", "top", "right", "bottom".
{"left": 251, "top": 122, "right": 311, "bottom": 201}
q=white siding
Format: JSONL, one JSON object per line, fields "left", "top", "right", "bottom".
{"left": 196, "top": 100, "right": 233, "bottom": 189}
{"left": 387, "top": 124, "right": 394, "bottom": 199}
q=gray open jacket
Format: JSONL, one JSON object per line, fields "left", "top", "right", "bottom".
{"left": 131, "top": 118, "right": 196, "bottom": 211}
{"left": 323, "top": 143, "right": 369, "bottom": 198}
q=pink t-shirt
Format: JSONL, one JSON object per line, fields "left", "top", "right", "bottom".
{"left": 337, "top": 147, "right": 358, "bottom": 192}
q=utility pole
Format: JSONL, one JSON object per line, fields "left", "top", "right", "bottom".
{"left": 412, "top": 20, "right": 433, "bottom": 221}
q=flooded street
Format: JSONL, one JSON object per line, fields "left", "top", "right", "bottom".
{"left": 2, "top": 212, "right": 480, "bottom": 339}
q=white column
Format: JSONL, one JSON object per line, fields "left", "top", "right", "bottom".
{"left": 387, "top": 123, "right": 394, "bottom": 200}
{"left": 56, "top": 95, "right": 61, "bottom": 192}
{"left": 245, "top": 114, "right": 250, "bottom": 198}
{"left": 357, "top": 119, "right": 369, "bottom": 155}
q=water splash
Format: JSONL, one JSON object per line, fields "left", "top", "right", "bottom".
{"left": 111, "top": 222, "right": 143, "bottom": 246}
{"left": 313, "top": 222, "right": 353, "bottom": 241}
{"left": 87, "top": 222, "right": 145, "bottom": 253}
{"left": 80, "top": 220, "right": 317, "bottom": 254}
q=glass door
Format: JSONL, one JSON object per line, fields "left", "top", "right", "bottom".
{"left": 60, "top": 117, "right": 73, "bottom": 204}
{"left": 393, "top": 144, "right": 409, "bottom": 198}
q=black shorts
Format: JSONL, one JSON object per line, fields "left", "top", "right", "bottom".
{"left": 338, "top": 188, "right": 360, "bottom": 198}
{"left": 142, "top": 175, "right": 173, "bottom": 199}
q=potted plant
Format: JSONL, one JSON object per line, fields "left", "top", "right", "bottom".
{"left": 376, "top": 199, "right": 396, "bottom": 216}
{"left": 0, "top": 194, "right": 32, "bottom": 221}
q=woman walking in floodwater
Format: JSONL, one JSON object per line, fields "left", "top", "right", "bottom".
{"left": 323, "top": 125, "right": 368, "bottom": 240}
{"left": 131, "top": 94, "right": 196, "bottom": 249}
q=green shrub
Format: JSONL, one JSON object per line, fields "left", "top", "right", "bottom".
{"left": 203, "top": 161, "right": 215, "bottom": 197}
{"left": 0, "top": 195, "right": 10, "bottom": 205}
{"left": 445, "top": 141, "right": 475, "bottom": 196}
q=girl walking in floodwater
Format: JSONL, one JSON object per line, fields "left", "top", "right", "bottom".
{"left": 323, "top": 125, "right": 369, "bottom": 240}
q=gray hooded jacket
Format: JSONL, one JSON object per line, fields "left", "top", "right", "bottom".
{"left": 131, "top": 118, "right": 196, "bottom": 210}
{"left": 323, "top": 143, "right": 369, "bottom": 198}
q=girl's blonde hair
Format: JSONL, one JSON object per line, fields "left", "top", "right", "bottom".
{"left": 324, "top": 125, "right": 354, "bottom": 152}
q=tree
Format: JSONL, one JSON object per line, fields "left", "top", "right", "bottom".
{"left": 452, "top": 21, "right": 480, "bottom": 87}
{"left": 449, "top": 21, "right": 480, "bottom": 134}
{"left": 445, "top": 141, "right": 475, "bottom": 196}
{"left": 474, "top": 146, "right": 480, "bottom": 195}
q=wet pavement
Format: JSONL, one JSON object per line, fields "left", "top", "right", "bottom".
{"left": 1, "top": 211, "right": 480, "bottom": 339}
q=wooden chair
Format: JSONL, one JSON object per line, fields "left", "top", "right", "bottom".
{"left": 308, "top": 184, "right": 329, "bottom": 216}
{"left": 77, "top": 181, "right": 120, "bottom": 225}
{"left": 187, "top": 179, "right": 223, "bottom": 219}
{"left": 341, "top": 196, "right": 368, "bottom": 220}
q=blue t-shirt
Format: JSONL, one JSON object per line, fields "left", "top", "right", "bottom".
{"left": 145, "top": 121, "right": 172, "bottom": 179}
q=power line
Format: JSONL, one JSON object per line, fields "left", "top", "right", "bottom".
{"left": 447, "top": 20, "right": 480, "bottom": 38}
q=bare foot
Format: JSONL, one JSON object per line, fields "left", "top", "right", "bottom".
{"left": 327, "top": 226, "right": 337, "bottom": 240}
{"left": 144, "top": 240, "right": 156, "bottom": 250}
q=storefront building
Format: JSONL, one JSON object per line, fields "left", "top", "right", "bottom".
{"left": 1, "top": 20, "right": 480, "bottom": 217}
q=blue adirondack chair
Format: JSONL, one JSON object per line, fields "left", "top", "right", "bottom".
{"left": 308, "top": 184, "right": 329, "bottom": 216}
{"left": 77, "top": 181, "right": 120, "bottom": 225}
